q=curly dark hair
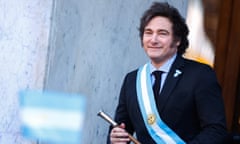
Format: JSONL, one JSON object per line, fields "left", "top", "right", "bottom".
{"left": 139, "top": 2, "right": 189, "bottom": 55}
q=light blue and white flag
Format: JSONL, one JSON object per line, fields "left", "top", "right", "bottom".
{"left": 19, "top": 90, "right": 86, "bottom": 144}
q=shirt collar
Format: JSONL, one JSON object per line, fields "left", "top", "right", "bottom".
{"left": 150, "top": 53, "right": 177, "bottom": 74}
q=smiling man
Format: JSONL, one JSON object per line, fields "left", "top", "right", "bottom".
{"left": 107, "top": 2, "right": 228, "bottom": 144}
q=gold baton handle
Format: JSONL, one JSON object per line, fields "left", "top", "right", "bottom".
{"left": 97, "top": 110, "right": 141, "bottom": 144}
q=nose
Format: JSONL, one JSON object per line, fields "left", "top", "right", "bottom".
{"left": 150, "top": 33, "right": 158, "bottom": 43}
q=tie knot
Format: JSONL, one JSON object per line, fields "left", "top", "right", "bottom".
{"left": 152, "top": 71, "right": 163, "bottom": 79}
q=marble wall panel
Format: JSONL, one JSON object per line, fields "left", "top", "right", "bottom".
{"left": 0, "top": 0, "right": 53, "bottom": 143}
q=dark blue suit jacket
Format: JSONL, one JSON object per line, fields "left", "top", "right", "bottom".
{"left": 108, "top": 55, "right": 228, "bottom": 144}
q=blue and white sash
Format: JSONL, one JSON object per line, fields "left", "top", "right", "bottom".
{"left": 136, "top": 63, "right": 185, "bottom": 144}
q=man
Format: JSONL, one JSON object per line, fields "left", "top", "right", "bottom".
{"left": 108, "top": 2, "right": 228, "bottom": 144}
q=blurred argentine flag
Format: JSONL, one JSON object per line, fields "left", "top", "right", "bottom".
{"left": 19, "top": 90, "right": 86, "bottom": 144}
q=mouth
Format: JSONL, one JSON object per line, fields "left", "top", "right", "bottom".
{"left": 148, "top": 46, "right": 161, "bottom": 49}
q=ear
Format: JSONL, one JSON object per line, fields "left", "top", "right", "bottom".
{"left": 176, "top": 40, "right": 180, "bottom": 47}
{"left": 173, "top": 36, "right": 181, "bottom": 46}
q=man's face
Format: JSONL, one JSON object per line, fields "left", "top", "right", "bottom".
{"left": 143, "top": 16, "right": 179, "bottom": 68}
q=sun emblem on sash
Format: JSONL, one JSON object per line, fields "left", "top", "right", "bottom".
{"left": 147, "top": 114, "right": 156, "bottom": 125}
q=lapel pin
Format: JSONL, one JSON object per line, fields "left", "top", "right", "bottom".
{"left": 174, "top": 69, "right": 182, "bottom": 77}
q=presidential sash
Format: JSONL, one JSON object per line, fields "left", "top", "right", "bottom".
{"left": 136, "top": 63, "right": 185, "bottom": 144}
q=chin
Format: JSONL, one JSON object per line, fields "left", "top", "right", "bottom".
{"left": 149, "top": 56, "right": 162, "bottom": 61}
{"left": 148, "top": 52, "right": 162, "bottom": 58}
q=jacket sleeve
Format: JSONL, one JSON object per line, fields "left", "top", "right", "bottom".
{"left": 106, "top": 73, "right": 134, "bottom": 144}
{"left": 189, "top": 65, "right": 228, "bottom": 144}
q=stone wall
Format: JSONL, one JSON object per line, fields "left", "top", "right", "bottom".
{"left": 0, "top": 0, "right": 53, "bottom": 143}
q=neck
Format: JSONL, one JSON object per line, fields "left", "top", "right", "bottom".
{"left": 151, "top": 54, "right": 176, "bottom": 69}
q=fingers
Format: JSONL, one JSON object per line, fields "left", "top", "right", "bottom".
{"left": 110, "top": 123, "right": 130, "bottom": 144}
{"left": 118, "top": 123, "right": 126, "bottom": 129}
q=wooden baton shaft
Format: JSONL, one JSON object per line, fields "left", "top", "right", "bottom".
{"left": 128, "top": 133, "right": 141, "bottom": 144}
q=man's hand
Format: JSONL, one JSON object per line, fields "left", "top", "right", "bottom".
{"left": 110, "top": 123, "right": 130, "bottom": 144}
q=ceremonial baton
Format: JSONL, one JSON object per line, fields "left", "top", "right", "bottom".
{"left": 97, "top": 110, "right": 141, "bottom": 144}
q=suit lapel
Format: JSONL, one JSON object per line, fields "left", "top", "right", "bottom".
{"left": 158, "top": 55, "right": 185, "bottom": 112}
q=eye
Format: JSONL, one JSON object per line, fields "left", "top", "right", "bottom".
{"left": 144, "top": 29, "right": 153, "bottom": 35}
{"left": 158, "top": 30, "right": 169, "bottom": 35}
{"left": 158, "top": 30, "right": 170, "bottom": 37}
{"left": 159, "top": 32, "right": 168, "bottom": 35}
